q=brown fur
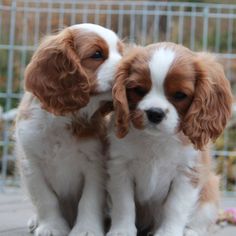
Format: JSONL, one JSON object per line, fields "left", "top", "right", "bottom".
{"left": 181, "top": 53, "right": 233, "bottom": 150}
{"left": 25, "top": 28, "right": 110, "bottom": 115}
{"left": 200, "top": 173, "right": 220, "bottom": 206}
{"left": 68, "top": 101, "right": 113, "bottom": 140}
{"left": 113, "top": 47, "right": 151, "bottom": 138}
{"left": 183, "top": 148, "right": 220, "bottom": 206}
{"left": 199, "top": 149, "right": 220, "bottom": 206}
{"left": 175, "top": 147, "right": 220, "bottom": 214}
{"left": 164, "top": 49, "right": 196, "bottom": 117}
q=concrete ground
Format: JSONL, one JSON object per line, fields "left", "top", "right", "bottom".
{"left": 0, "top": 187, "right": 236, "bottom": 236}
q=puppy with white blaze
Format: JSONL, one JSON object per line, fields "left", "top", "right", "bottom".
{"left": 15, "top": 24, "right": 123, "bottom": 236}
{"left": 107, "top": 43, "right": 232, "bottom": 236}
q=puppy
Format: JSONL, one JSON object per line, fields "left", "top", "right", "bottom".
{"left": 107, "top": 43, "right": 232, "bottom": 236}
{"left": 15, "top": 24, "right": 123, "bottom": 236}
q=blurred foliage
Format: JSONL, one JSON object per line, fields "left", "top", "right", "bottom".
{"left": 216, "top": 155, "right": 236, "bottom": 191}
{"left": 215, "top": 115, "right": 236, "bottom": 191}
{"left": 166, "top": 0, "right": 236, "bottom": 3}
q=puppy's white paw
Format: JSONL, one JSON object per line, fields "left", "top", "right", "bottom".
{"left": 28, "top": 215, "right": 38, "bottom": 233}
{"left": 69, "top": 230, "right": 102, "bottom": 236}
{"left": 34, "top": 220, "right": 70, "bottom": 236}
{"left": 154, "top": 228, "right": 182, "bottom": 236}
{"left": 184, "top": 228, "right": 199, "bottom": 236}
{"left": 154, "top": 233, "right": 175, "bottom": 236}
{"left": 106, "top": 228, "right": 136, "bottom": 236}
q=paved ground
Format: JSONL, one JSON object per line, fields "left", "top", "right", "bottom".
{"left": 0, "top": 187, "right": 236, "bottom": 236}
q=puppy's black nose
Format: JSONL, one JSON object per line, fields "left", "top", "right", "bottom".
{"left": 145, "top": 108, "right": 165, "bottom": 124}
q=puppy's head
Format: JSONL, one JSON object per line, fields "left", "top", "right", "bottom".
{"left": 113, "top": 43, "right": 233, "bottom": 150}
{"left": 25, "top": 23, "right": 123, "bottom": 115}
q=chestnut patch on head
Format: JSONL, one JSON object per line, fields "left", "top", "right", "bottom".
{"left": 73, "top": 30, "right": 110, "bottom": 92}
{"left": 76, "top": 31, "right": 109, "bottom": 68}
{"left": 126, "top": 74, "right": 151, "bottom": 110}
{"left": 164, "top": 50, "right": 233, "bottom": 150}
{"left": 113, "top": 47, "right": 151, "bottom": 138}
{"left": 164, "top": 56, "right": 196, "bottom": 117}
{"left": 125, "top": 53, "right": 152, "bottom": 110}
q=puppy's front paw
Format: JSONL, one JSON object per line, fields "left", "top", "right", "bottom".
{"left": 184, "top": 228, "right": 199, "bottom": 236}
{"left": 154, "top": 228, "right": 182, "bottom": 236}
{"left": 106, "top": 228, "right": 136, "bottom": 236}
{"left": 69, "top": 230, "right": 103, "bottom": 236}
{"left": 34, "top": 219, "right": 70, "bottom": 236}
{"left": 28, "top": 215, "right": 38, "bottom": 233}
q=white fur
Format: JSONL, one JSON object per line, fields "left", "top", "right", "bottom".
{"left": 107, "top": 47, "right": 217, "bottom": 236}
{"left": 184, "top": 203, "right": 218, "bottom": 236}
{"left": 16, "top": 24, "right": 122, "bottom": 236}
{"left": 149, "top": 48, "right": 175, "bottom": 88}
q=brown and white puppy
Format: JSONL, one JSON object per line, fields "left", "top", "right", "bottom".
{"left": 107, "top": 43, "right": 232, "bottom": 236}
{"left": 15, "top": 24, "right": 123, "bottom": 236}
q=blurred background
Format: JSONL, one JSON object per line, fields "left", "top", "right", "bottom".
{"left": 0, "top": 0, "right": 236, "bottom": 196}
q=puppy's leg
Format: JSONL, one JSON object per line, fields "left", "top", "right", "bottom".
{"left": 184, "top": 203, "right": 217, "bottom": 236}
{"left": 184, "top": 174, "right": 219, "bottom": 236}
{"left": 27, "top": 214, "right": 38, "bottom": 233}
{"left": 106, "top": 163, "right": 136, "bottom": 236}
{"left": 154, "top": 174, "right": 199, "bottom": 236}
{"left": 69, "top": 162, "right": 104, "bottom": 236}
{"left": 21, "top": 159, "right": 70, "bottom": 236}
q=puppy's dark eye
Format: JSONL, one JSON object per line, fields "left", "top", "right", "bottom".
{"left": 173, "top": 92, "right": 187, "bottom": 101}
{"left": 133, "top": 86, "right": 147, "bottom": 97}
{"left": 90, "top": 51, "right": 103, "bottom": 59}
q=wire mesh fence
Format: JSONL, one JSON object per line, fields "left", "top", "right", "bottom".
{"left": 0, "top": 0, "right": 236, "bottom": 194}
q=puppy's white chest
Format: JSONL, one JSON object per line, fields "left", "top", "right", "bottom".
{"left": 128, "top": 134, "right": 190, "bottom": 203}
{"left": 133, "top": 154, "right": 176, "bottom": 203}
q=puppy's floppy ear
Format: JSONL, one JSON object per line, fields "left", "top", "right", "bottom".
{"left": 182, "top": 53, "right": 233, "bottom": 150}
{"left": 25, "top": 28, "right": 90, "bottom": 115}
{"left": 112, "top": 62, "right": 130, "bottom": 138}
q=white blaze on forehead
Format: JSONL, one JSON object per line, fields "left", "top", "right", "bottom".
{"left": 138, "top": 47, "right": 178, "bottom": 127}
{"left": 139, "top": 47, "right": 176, "bottom": 110}
{"left": 70, "top": 23, "right": 119, "bottom": 50}
{"left": 137, "top": 47, "right": 179, "bottom": 134}
{"left": 149, "top": 48, "right": 175, "bottom": 88}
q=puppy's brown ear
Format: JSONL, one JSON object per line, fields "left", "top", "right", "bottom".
{"left": 182, "top": 53, "right": 233, "bottom": 150}
{"left": 25, "top": 29, "right": 90, "bottom": 115}
{"left": 112, "top": 62, "right": 130, "bottom": 138}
